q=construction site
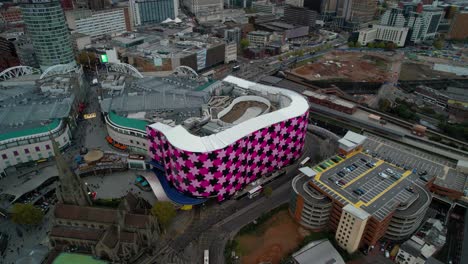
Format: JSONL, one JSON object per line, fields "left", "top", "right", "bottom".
{"left": 289, "top": 51, "right": 392, "bottom": 83}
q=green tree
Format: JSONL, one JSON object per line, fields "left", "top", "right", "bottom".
{"left": 11, "top": 203, "right": 44, "bottom": 225}
{"left": 355, "top": 41, "right": 361, "bottom": 48}
{"left": 296, "top": 50, "right": 304, "bottom": 56}
{"left": 377, "top": 42, "right": 386, "bottom": 49}
{"left": 433, "top": 39, "right": 443, "bottom": 49}
{"left": 151, "top": 201, "right": 176, "bottom": 231}
{"left": 263, "top": 186, "right": 273, "bottom": 198}
{"left": 240, "top": 38, "right": 250, "bottom": 50}
{"left": 367, "top": 42, "right": 375, "bottom": 48}
{"left": 348, "top": 41, "right": 355, "bottom": 48}
{"left": 386, "top": 42, "right": 397, "bottom": 50}
{"left": 378, "top": 99, "right": 391, "bottom": 112}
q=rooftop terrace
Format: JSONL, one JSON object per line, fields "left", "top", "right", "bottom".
{"left": 102, "top": 75, "right": 300, "bottom": 139}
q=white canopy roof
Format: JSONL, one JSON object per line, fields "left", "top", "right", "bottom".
{"left": 149, "top": 76, "right": 309, "bottom": 153}
{"left": 343, "top": 130, "right": 367, "bottom": 146}
{"left": 299, "top": 167, "right": 316, "bottom": 177}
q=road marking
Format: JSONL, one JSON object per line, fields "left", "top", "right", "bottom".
{"left": 356, "top": 170, "right": 412, "bottom": 208}
{"left": 342, "top": 160, "right": 384, "bottom": 188}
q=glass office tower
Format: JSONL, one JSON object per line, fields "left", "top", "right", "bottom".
{"left": 20, "top": 0, "right": 75, "bottom": 70}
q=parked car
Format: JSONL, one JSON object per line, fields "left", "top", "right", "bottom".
{"left": 360, "top": 158, "right": 368, "bottom": 163}
{"left": 418, "top": 170, "right": 428, "bottom": 176}
{"left": 353, "top": 189, "right": 365, "bottom": 195}
{"left": 335, "top": 180, "right": 346, "bottom": 187}
{"left": 420, "top": 175, "right": 429, "bottom": 182}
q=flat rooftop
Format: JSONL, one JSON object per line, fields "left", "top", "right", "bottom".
{"left": 100, "top": 76, "right": 211, "bottom": 124}
{"left": 363, "top": 134, "right": 468, "bottom": 194}
{"left": 148, "top": 75, "right": 309, "bottom": 153}
{"left": 306, "top": 151, "right": 431, "bottom": 221}
{"left": 0, "top": 78, "right": 76, "bottom": 137}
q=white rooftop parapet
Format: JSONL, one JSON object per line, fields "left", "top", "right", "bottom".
{"left": 148, "top": 76, "right": 310, "bottom": 153}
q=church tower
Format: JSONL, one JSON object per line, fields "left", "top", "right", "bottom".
{"left": 51, "top": 135, "right": 91, "bottom": 206}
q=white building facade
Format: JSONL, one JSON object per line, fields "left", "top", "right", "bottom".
{"left": 182, "top": 0, "right": 223, "bottom": 21}
{"left": 104, "top": 113, "right": 148, "bottom": 155}
{"left": 0, "top": 121, "right": 72, "bottom": 177}
{"left": 70, "top": 8, "right": 129, "bottom": 39}
{"left": 358, "top": 25, "right": 409, "bottom": 47}
{"left": 225, "top": 42, "right": 237, "bottom": 63}
{"left": 247, "top": 31, "right": 271, "bottom": 47}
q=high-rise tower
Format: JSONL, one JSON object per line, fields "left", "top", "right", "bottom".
{"left": 51, "top": 135, "right": 91, "bottom": 206}
{"left": 20, "top": 0, "right": 75, "bottom": 70}
{"left": 130, "top": 0, "right": 178, "bottom": 26}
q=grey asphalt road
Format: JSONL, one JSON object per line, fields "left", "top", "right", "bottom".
{"left": 148, "top": 133, "right": 326, "bottom": 264}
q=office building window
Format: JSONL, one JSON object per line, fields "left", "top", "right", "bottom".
{"left": 13, "top": 151, "right": 19, "bottom": 156}
{"left": 24, "top": 148, "right": 30, "bottom": 154}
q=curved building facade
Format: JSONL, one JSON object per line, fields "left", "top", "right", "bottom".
{"left": 20, "top": 0, "right": 75, "bottom": 69}
{"left": 385, "top": 185, "right": 431, "bottom": 241}
{"left": 0, "top": 120, "right": 71, "bottom": 177}
{"left": 147, "top": 76, "right": 309, "bottom": 200}
{"left": 290, "top": 174, "right": 333, "bottom": 230}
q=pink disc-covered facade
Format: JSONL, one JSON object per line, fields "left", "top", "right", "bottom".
{"left": 147, "top": 76, "right": 309, "bottom": 201}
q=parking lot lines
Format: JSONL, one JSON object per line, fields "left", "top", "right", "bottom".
{"left": 315, "top": 151, "right": 361, "bottom": 181}
{"left": 315, "top": 177, "right": 356, "bottom": 206}
{"left": 342, "top": 160, "right": 384, "bottom": 188}
{"left": 356, "top": 170, "right": 412, "bottom": 208}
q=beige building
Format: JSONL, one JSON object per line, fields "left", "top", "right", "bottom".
{"left": 335, "top": 204, "right": 370, "bottom": 253}
{"left": 247, "top": 31, "right": 271, "bottom": 47}
{"left": 72, "top": 32, "right": 91, "bottom": 53}
{"left": 225, "top": 42, "right": 237, "bottom": 63}
{"left": 358, "top": 25, "right": 409, "bottom": 47}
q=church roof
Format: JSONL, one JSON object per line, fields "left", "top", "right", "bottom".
{"left": 124, "top": 213, "right": 151, "bottom": 229}
{"left": 54, "top": 203, "right": 153, "bottom": 229}
{"left": 50, "top": 226, "right": 104, "bottom": 241}
{"left": 54, "top": 204, "right": 118, "bottom": 224}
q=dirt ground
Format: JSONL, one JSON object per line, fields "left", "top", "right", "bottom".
{"left": 399, "top": 62, "right": 463, "bottom": 80}
{"left": 236, "top": 210, "right": 307, "bottom": 264}
{"left": 290, "top": 51, "right": 391, "bottom": 82}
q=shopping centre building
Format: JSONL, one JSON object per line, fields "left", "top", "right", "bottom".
{"left": 99, "top": 72, "right": 309, "bottom": 202}
{"left": 0, "top": 71, "right": 85, "bottom": 177}
{"left": 147, "top": 76, "right": 309, "bottom": 201}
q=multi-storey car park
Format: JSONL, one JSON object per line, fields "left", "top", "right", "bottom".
{"left": 290, "top": 131, "right": 432, "bottom": 253}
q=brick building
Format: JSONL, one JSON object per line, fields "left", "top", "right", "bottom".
{"left": 448, "top": 11, "right": 468, "bottom": 40}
